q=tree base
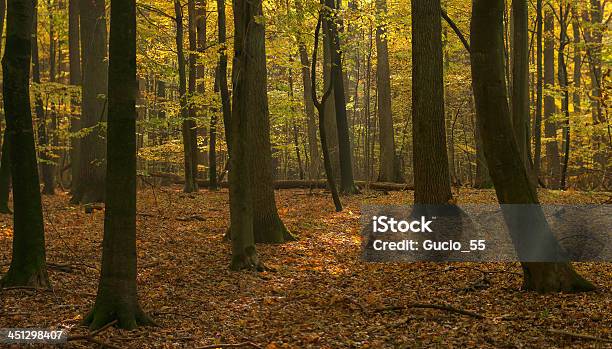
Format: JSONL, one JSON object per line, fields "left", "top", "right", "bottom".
{"left": 84, "top": 303, "right": 156, "bottom": 330}
{"left": 230, "top": 247, "right": 264, "bottom": 271}
{"left": 1, "top": 265, "right": 49, "bottom": 288}
{"left": 340, "top": 184, "right": 360, "bottom": 195}
{"left": 254, "top": 219, "right": 296, "bottom": 244}
{"left": 70, "top": 187, "right": 104, "bottom": 206}
{"left": 521, "top": 262, "right": 596, "bottom": 293}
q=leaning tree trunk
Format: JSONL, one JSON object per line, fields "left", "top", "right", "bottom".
{"left": 229, "top": 0, "right": 261, "bottom": 269}
{"left": 84, "top": 0, "right": 154, "bottom": 329}
{"left": 375, "top": 0, "right": 397, "bottom": 183}
{"left": 411, "top": 0, "right": 453, "bottom": 205}
{"left": 244, "top": 0, "right": 293, "bottom": 243}
{"left": 174, "top": 0, "right": 198, "bottom": 193}
{"left": 470, "top": 0, "right": 594, "bottom": 293}
{"left": 73, "top": 0, "right": 107, "bottom": 204}
{"left": 1, "top": 0, "right": 49, "bottom": 288}
{"left": 324, "top": 0, "right": 357, "bottom": 194}
{"left": 543, "top": 7, "right": 560, "bottom": 189}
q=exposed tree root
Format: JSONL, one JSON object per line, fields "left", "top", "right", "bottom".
{"left": 547, "top": 329, "right": 612, "bottom": 343}
{"left": 196, "top": 341, "right": 262, "bottom": 349}
{"left": 84, "top": 304, "right": 156, "bottom": 330}
{"left": 521, "top": 262, "right": 596, "bottom": 293}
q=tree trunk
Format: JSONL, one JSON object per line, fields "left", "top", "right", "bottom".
{"left": 84, "top": 0, "right": 154, "bottom": 329}
{"left": 295, "top": 0, "right": 319, "bottom": 181}
{"left": 533, "top": 0, "right": 542, "bottom": 180}
{"left": 187, "top": 0, "right": 199, "bottom": 188}
{"left": 511, "top": 0, "right": 530, "bottom": 172}
{"left": 244, "top": 0, "right": 292, "bottom": 243}
{"left": 174, "top": 0, "right": 198, "bottom": 193}
{"left": 0, "top": 132, "right": 11, "bottom": 213}
{"left": 470, "top": 0, "right": 594, "bottom": 293}
{"left": 411, "top": 0, "right": 452, "bottom": 204}
{"left": 72, "top": 0, "right": 107, "bottom": 204}
{"left": 543, "top": 7, "right": 560, "bottom": 189}
{"left": 324, "top": 0, "right": 357, "bottom": 194}
{"left": 68, "top": 0, "right": 80, "bottom": 193}
{"left": 322, "top": 14, "right": 339, "bottom": 181}
{"left": 375, "top": 0, "right": 397, "bottom": 183}
{"left": 1, "top": 0, "right": 49, "bottom": 288}
{"left": 558, "top": 4, "right": 570, "bottom": 189}
{"left": 216, "top": 0, "right": 231, "bottom": 155}
{"left": 229, "top": 0, "right": 261, "bottom": 270}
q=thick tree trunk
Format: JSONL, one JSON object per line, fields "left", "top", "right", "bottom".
{"left": 543, "top": 7, "right": 560, "bottom": 189}
{"left": 243, "top": 0, "right": 292, "bottom": 243}
{"left": 175, "top": 0, "right": 198, "bottom": 193}
{"left": 322, "top": 8, "right": 339, "bottom": 181}
{"left": 72, "top": 0, "right": 107, "bottom": 204}
{"left": 1, "top": 0, "right": 49, "bottom": 288}
{"left": 411, "top": 0, "right": 452, "bottom": 204}
{"left": 323, "top": 0, "right": 357, "bottom": 194}
{"left": 470, "top": 0, "right": 594, "bottom": 293}
{"left": 229, "top": 0, "right": 261, "bottom": 270}
{"left": 68, "top": 0, "right": 81, "bottom": 193}
{"left": 375, "top": 0, "right": 397, "bottom": 183}
{"left": 85, "top": 0, "right": 153, "bottom": 329}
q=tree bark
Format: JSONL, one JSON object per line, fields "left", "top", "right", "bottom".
{"left": 0, "top": 132, "right": 11, "bottom": 213}
{"left": 543, "top": 6, "right": 560, "bottom": 189}
{"left": 73, "top": 0, "right": 107, "bottom": 204}
{"left": 243, "top": 0, "right": 292, "bottom": 243}
{"left": 533, "top": 0, "right": 542, "bottom": 180}
{"left": 558, "top": 3, "right": 570, "bottom": 189}
{"left": 187, "top": 0, "right": 199, "bottom": 188}
{"left": 1, "top": 0, "right": 49, "bottom": 288}
{"left": 216, "top": 0, "right": 231, "bottom": 155}
{"left": 511, "top": 0, "right": 530, "bottom": 171}
{"left": 84, "top": 0, "right": 154, "bottom": 329}
{"left": 323, "top": 0, "right": 357, "bottom": 194}
{"left": 175, "top": 0, "right": 198, "bottom": 193}
{"left": 470, "top": 0, "right": 594, "bottom": 293}
{"left": 295, "top": 0, "right": 319, "bottom": 181}
{"left": 411, "top": 0, "right": 452, "bottom": 204}
{"left": 68, "top": 0, "right": 81, "bottom": 193}
{"left": 375, "top": 0, "right": 397, "bottom": 183}
{"left": 229, "top": 0, "right": 261, "bottom": 269}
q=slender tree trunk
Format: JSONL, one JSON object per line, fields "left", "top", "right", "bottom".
{"left": 543, "top": 7, "right": 560, "bottom": 188}
{"left": 572, "top": 17, "right": 581, "bottom": 115}
{"left": 534, "top": 0, "right": 542, "bottom": 180}
{"left": 216, "top": 0, "right": 231, "bottom": 155}
{"left": 558, "top": 3, "right": 570, "bottom": 189}
{"left": 295, "top": 0, "right": 319, "bottom": 180}
{"left": 187, "top": 0, "right": 199, "bottom": 188}
{"left": 175, "top": 0, "right": 198, "bottom": 193}
{"left": 45, "top": 0, "right": 57, "bottom": 195}
{"left": 323, "top": 0, "right": 357, "bottom": 194}
{"left": 68, "top": 0, "right": 81, "bottom": 193}
{"left": 84, "top": 0, "right": 154, "bottom": 329}
{"left": 411, "top": 0, "right": 452, "bottom": 204}
{"left": 229, "top": 0, "right": 261, "bottom": 270}
{"left": 1, "top": 0, "right": 49, "bottom": 288}
{"left": 511, "top": 0, "right": 530, "bottom": 172}
{"left": 312, "top": 14, "right": 342, "bottom": 212}
{"left": 470, "top": 0, "right": 594, "bottom": 293}
{"left": 73, "top": 0, "right": 107, "bottom": 204}
{"left": 375, "top": 0, "right": 396, "bottom": 183}
{"left": 322, "top": 13, "right": 339, "bottom": 180}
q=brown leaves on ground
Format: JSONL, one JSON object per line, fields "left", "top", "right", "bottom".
{"left": 0, "top": 187, "right": 611, "bottom": 348}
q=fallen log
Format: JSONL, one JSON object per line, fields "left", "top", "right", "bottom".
{"left": 147, "top": 173, "right": 414, "bottom": 191}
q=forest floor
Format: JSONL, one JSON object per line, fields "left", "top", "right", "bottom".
{"left": 0, "top": 186, "right": 611, "bottom": 348}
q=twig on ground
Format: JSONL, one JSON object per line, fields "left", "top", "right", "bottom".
{"left": 196, "top": 342, "right": 262, "bottom": 349}
{"left": 376, "top": 303, "right": 485, "bottom": 319}
{"left": 68, "top": 320, "right": 122, "bottom": 349}
{"left": 547, "top": 329, "right": 612, "bottom": 343}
